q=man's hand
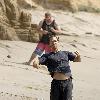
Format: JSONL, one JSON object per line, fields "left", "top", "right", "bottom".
{"left": 50, "top": 27, "right": 55, "bottom": 33}
{"left": 74, "top": 51, "right": 80, "bottom": 57}
{"left": 43, "top": 30, "right": 48, "bottom": 34}
{"left": 38, "top": 28, "right": 48, "bottom": 35}
{"left": 74, "top": 51, "right": 81, "bottom": 62}
{"left": 33, "top": 59, "right": 40, "bottom": 69}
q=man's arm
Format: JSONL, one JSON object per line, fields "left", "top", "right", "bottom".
{"left": 38, "top": 54, "right": 48, "bottom": 65}
{"left": 37, "top": 20, "right": 48, "bottom": 35}
{"left": 68, "top": 51, "right": 81, "bottom": 62}
{"left": 33, "top": 54, "right": 48, "bottom": 68}
{"left": 50, "top": 27, "right": 61, "bottom": 34}
{"left": 50, "top": 21, "right": 61, "bottom": 34}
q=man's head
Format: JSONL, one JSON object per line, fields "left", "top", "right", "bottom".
{"left": 44, "top": 12, "right": 52, "bottom": 22}
{"left": 49, "top": 36, "right": 59, "bottom": 52}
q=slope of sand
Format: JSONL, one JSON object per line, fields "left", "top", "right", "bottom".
{"left": 0, "top": 11, "right": 100, "bottom": 100}
{"left": 0, "top": 35, "right": 100, "bottom": 100}
{"left": 60, "top": 35, "right": 100, "bottom": 100}
{"left": 0, "top": 41, "right": 51, "bottom": 100}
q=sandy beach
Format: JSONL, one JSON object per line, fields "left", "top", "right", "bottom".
{"left": 0, "top": 11, "right": 100, "bottom": 100}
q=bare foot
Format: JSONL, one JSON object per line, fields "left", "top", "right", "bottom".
{"left": 23, "top": 62, "right": 30, "bottom": 65}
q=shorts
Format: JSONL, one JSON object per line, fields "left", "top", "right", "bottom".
{"left": 50, "top": 79, "right": 73, "bottom": 100}
{"left": 34, "top": 42, "right": 51, "bottom": 56}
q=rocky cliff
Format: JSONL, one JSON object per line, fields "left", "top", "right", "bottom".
{"left": 0, "top": 0, "right": 100, "bottom": 42}
{"left": 0, "top": 0, "right": 38, "bottom": 42}
{"left": 33, "top": 0, "right": 100, "bottom": 12}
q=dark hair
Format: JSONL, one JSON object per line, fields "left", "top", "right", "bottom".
{"left": 50, "top": 35, "right": 59, "bottom": 42}
{"left": 45, "top": 12, "right": 51, "bottom": 17}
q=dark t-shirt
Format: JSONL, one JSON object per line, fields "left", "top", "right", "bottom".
{"left": 39, "top": 20, "right": 59, "bottom": 44}
{"left": 39, "top": 51, "right": 76, "bottom": 76}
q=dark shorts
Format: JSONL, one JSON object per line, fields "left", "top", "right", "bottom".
{"left": 50, "top": 79, "right": 73, "bottom": 100}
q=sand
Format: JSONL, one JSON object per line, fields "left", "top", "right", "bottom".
{"left": 0, "top": 11, "right": 100, "bottom": 100}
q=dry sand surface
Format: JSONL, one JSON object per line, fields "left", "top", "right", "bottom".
{"left": 0, "top": 35, "right": 100, "bottom": 100}
{"left": 0, "top": 11, "right": 100, "bottom": 100}
{"left": 0, "top": 41, "right": 51, "bottom": 100}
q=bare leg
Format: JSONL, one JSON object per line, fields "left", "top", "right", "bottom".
{"left": 25, "top": 52, "right": 37, "bottom": 65}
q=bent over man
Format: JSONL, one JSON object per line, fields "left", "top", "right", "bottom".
{"left": 25, "top": 12, "right": 61, "bottom": 66}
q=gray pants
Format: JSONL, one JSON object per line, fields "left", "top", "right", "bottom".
{"left": 50, "top": 79, "right": 73, "bottom": 100}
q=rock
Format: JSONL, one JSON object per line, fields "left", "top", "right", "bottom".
{"left": 7, "top": 55, "right": 11, "bottom": 58}
{"left": 0, "top": 0, "right": 6, "bottom": 14}
{"left": 1, "top": 0, "right": 100, "bottom": 42}
{"left": 0, "top": 24, "right": 19, "bottom": 40}
{"left": 25, "top": 29, "right": 39, "bottom": 42}
{"left": 4, "top": 0, "right": 20, "bottom": 21}
{"left": 85, "top": 32, "right": 93, "bottom": 34}
{"left": 33, "top": 0, "right": 100, "bottom": 12}
{"left": 0, "top": 0, "right": 35, "bottom": 41}
{"left": 19, "top": 11, "right": 31, "bottom": 28}
{"left": 17, "top": 0, "right": 37, "bottom": 9}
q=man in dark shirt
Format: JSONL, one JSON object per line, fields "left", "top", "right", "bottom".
{"left": 38, "top": 36, "right": 81, "bottom": 100}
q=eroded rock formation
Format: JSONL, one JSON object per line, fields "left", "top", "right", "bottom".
{"left": 0, "top": 0, "right": 100, "bottom": 42}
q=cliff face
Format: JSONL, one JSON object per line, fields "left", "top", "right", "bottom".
{"left": 0, "top": 0, "right": 37, "bottom": 42}
{"left": 32, "top": 0, "right": 100, "bottom": 12}
{"left": 0, "top": 0, "right": 100, "bottom": 41}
